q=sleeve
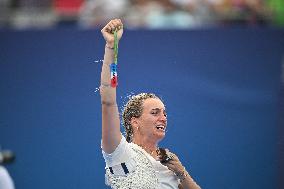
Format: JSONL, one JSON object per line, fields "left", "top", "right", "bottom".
{"left": 0, "top": 166, "right": 15, "bottom": 189}
{"left": 102, "top": 135, "right": 135, "bottom": 167}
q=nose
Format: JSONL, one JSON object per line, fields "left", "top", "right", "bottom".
{"left": 159, "top": 113, "right": 167, "bottom": 123}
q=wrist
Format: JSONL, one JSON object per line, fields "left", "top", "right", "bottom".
{"left": 105, "top": 43, "right": 114, "bottom": 49}
{"left": 176, "top": 167, "right": 188, "bottom": 182}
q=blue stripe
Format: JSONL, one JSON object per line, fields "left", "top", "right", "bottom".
{"left": 121, "top": 163, "right": 129, "bottom": 174}
{"left": 109, "top": 167, "right": 114, "bottom": 174}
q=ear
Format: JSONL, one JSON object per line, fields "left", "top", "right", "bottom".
{"left": 130, "top": 117, "right": 138, "bottom": 127}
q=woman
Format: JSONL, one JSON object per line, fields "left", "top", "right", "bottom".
{"left": 100, "top": 19, "right": 201, "bottom": 189}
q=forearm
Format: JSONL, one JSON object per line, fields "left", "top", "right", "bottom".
{"left": 179, "top": 170, "right": 201, "bottom": 189}
{"left": 100, "top": 45, "right": 116, "bottom": 103}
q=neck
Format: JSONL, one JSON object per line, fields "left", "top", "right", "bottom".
{"left": 132, "top": 137, "right": 158, "bottom": 155}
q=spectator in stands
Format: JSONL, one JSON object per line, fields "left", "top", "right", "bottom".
{"left": 78, "top": 0, "right": 129, "bottom": 28}
{"left": 9, "top": 0, "right": 56, "bottom": 29}
{"left": 266, "top": 0, "right": 284, "bottom": 27}
{"left": 213, "top": 0, "right": 269, "bottom": 26}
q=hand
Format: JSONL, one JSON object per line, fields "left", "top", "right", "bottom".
{"left": 158, "top": 149, "right": 185, "bottom": 177}
{"left": 101, "top": 19, "right": 123, "bottom": 48}
{"left": 159, "top": 149, "right": 201, "bottom": 189}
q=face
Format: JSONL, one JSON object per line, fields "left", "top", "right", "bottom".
{"left": 132, "top": 98, "right": 167, "bottom": 143}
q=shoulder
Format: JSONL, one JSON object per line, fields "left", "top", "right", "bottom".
{"left": 0, "top": 166, "right": 9, "bottom": 177}
{"left": 102, "top": 135, "right": 136, "bottom": 167}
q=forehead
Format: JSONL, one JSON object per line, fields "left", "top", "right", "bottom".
{"left": 142, "top": 98, "right": 165, "bottom": 111}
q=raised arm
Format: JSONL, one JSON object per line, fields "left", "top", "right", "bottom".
{"left": 100, "top": 19, "right": 123, "bottom": 153}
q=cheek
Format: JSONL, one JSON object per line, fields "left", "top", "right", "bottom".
{"left": 141, "top": 118, "right": 156, "bottom": 130}
{"left": 142, "top": 116, "right": 156, "bottom": 124}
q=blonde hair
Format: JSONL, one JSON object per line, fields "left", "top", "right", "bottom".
{"left": 122, "top": 93, "right": 158, "bottom": 142}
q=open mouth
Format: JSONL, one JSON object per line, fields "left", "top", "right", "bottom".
{"left": 156, "top": 125, "right": 166, "bottom": 131}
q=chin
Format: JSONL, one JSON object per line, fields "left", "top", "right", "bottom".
{"left": 155, "top": 132, "right": 165, "bottom": 141}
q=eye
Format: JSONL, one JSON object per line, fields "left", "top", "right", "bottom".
{"left": 151, "top": 111, "right": 158, "bottom": 115}
{"left": 163, "top": 111, "right": 167, "bottom": 117}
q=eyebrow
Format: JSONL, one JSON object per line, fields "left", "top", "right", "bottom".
{"left": 151, "top": 108, "right": 166, "bottom": 111}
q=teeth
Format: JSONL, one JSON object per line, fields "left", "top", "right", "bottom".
{"left": 156, "top": 125, "right": 165, "bottom": 130}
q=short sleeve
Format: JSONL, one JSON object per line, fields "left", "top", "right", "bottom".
{"left": 0, "top": 166, "right": 15, "bottom": 189}
{"left": 102, "top": 135, "right": 135, "bottom": 167}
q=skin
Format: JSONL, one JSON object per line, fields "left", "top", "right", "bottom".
{"left": 100, "top": 19, "right": 123, "bottom": 154}
{"left": 100, "top": 19, "right": 201, "bottom": 189}
{"left": 131, "top": 98, "right": 167, "bottom": 150}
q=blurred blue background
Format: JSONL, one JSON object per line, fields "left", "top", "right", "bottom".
{"left": 0, "top": 28, "right": 284, "bottom": 189}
